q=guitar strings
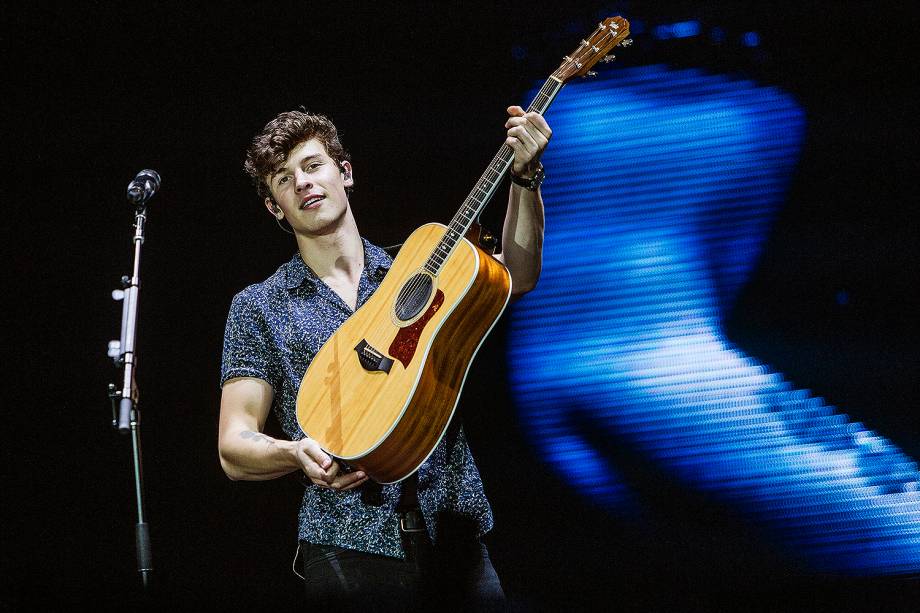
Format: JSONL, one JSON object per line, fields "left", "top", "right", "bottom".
{"left": 392, "top": 77, "right": 561, "bottom": 315}
{"left": 392, "top": 143, "right": 513, "bottom": 314}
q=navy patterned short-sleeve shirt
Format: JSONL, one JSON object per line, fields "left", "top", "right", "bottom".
{"left": 220, "top": 239, "right": 494, "bottom": 559}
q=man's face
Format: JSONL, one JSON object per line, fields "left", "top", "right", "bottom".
{"left": 264, "top": 138, "right": 354, "bottom": 236}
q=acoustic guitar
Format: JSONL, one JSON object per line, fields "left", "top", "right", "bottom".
{"left": 296, "top": 17, "right": 632, "bottom": 483}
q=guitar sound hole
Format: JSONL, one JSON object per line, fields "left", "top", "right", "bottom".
{"left": 395, "top": 274, "right": 433, "bottom": 322}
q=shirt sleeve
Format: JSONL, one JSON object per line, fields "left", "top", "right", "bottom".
{"left": 219, "top": 288, "right": 281, "bottom": 390}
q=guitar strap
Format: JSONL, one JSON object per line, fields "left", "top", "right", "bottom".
{"left": 396, "top": 415, "right": 464, "bottom": 511}
{"left": 397, "top": 473, "right": 419, "bottom": 510}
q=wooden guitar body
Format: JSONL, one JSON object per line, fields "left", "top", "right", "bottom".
{"left": 296, "top": 223, "right": 511, "bottom": 483}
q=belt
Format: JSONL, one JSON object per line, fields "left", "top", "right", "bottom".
{"left": 398, "top": 508, "right": 426, "bottom": 533}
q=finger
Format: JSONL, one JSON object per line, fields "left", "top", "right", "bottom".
{"left": 506, "top": 117, "right": 549, "bottom": 148}
{"left": 505, "top": 113, "right": 535, "bottom": 128}
{"left": 309, "top": 461, "right": 340, "bottom": 486}
{"left": 508, "top": 124, "right": 540, "bottom": 152}
{"left": 339, "top": 476, "right": 369, "bottom": 491}
{"left": 300, "top": 438, "right": 333, "bottom": 470}
{"left": 309, "top": 467, "right": 341, "bottom": 487}
{"left": 295, "top": 447, "right": 336, "bottom": 484}
{"left": 506, "top": 132, "right": 540, "bottom": 172}
{"left": 306, "top": 467, "right": 333, "bottom": 485}
{"left": 523, "top": 112, "right": 552, "bottom": 141}
{"left": 507, "top": 105, "right": 525, "bottom": 118}
{"left": 329, "top": 471, "right": 368, "bottom": 491}
{"left": 505, "top": 135, "right": 528, "bottom": 161}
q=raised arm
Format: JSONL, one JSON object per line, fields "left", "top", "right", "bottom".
{"left": 496, "top": 105, "right": 550, "bottom": 296}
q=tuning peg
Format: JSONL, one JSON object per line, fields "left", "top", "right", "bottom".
{"left": 619, "top": 38, "right": 633, "bottom": 47}
{"left": 601, "top": 54, "right": 616, "bottom": 63}
{"left": 582, "top": 71, "right": 598, "bottom": 78}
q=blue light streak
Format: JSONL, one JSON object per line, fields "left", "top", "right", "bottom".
{"left": 653, "top": 20, "right": 702, "bottom": 40}
{"left": 508, "top": 64, "right": 920, "bottom": 574}
{"left": 742, "top": 31, "right": 762, "bottom": 47}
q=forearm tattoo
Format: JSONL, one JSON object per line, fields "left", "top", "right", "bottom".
{"left": 239, "top": 430, "right": 275, "bottom": 445}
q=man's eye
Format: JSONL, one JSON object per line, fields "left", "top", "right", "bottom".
{"left": 278, "top": 176, "right": 289, "bottom": 185}
{"left": 308, "top": 162, "right": 322, "bottom": 170}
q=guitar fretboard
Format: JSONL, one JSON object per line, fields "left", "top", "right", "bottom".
{"left": 423, "top": 76, "right": 565, "bottom": 275}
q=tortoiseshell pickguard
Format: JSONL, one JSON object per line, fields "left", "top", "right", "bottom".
{"left": 388, "top": 290, "right": 445, "bottom": 368}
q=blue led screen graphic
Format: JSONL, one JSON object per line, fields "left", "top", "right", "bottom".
{"left": 508, "top": 65, "right": 919, "bottom": 574}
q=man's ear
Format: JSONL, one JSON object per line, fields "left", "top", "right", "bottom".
{"left": 341, "top": 161, "right": 354, "bottom": 187}
{"left": 265, "top": 197, "right": 282, "bottom": 219}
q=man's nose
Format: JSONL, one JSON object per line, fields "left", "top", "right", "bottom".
{"left": 295, "top": 169, "right": 312, "bottom": 192}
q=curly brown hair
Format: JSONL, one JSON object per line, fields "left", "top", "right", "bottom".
{"left": 244, "top": 110, "right": 351, "bottom": 200}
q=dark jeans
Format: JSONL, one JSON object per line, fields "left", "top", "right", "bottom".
{"left": 301, "top": 532, "right": 506, "bottom": 612}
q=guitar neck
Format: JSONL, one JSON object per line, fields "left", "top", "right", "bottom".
{"left": 421, "top": 15, "right": 631, "bottom": 275}
{"left": 423, "top": 76, "right": 565, "bottom": 275}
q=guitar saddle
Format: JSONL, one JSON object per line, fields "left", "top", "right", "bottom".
{"left": 354, "top": 339, "right": 394, "bottom": 374}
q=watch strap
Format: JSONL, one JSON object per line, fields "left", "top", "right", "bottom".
{"left": 510, "top": 164, "right": 545, "bottom": 191}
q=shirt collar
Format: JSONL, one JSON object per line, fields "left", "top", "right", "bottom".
{"left": 284, "top": 238, "right": 392, "bottom": 291}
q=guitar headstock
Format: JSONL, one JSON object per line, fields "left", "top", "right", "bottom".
{"left": 552, "top": 17, "right": 632, "bottom": 82}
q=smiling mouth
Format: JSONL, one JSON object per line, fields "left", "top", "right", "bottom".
{"left": 300, "top": 196, "right": 324, "bottom": 210}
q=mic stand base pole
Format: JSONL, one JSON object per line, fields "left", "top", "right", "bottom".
{"left": 109, "top": 201, "right": 154, "bottom": 590}
{"left": 129, "top": 403, "right": 153, "bottom": 588}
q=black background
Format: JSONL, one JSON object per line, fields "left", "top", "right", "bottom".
{"left": 4, "top": 2, "right": 918, "bottom": 610}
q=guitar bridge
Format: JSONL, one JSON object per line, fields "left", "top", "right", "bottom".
{"left": 354, "top": 340, "right": 394, "bottom": 374}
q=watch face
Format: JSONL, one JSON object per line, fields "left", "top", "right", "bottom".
{"left": 528, "top": 167, "right": 545, "bottom": 190}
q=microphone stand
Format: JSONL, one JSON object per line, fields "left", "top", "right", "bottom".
{"left": 107, "top": 188, "right": 155, "bottom": 590}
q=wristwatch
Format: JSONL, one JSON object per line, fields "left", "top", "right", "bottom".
{"left": 510, "top": 164, "right": 545, "bottom": 191}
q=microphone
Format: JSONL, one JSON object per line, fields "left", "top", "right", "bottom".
{"left": 126, "top": 169, "right": 161, "bottom": 206}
